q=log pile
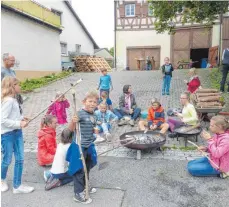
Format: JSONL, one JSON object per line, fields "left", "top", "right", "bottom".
{"left": 74, "top": 56, "right": 111, "bottom": 72}
{"left": 193, "top": 89, "right": 223, "bottom": 108}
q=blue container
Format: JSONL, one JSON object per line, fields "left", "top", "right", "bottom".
{"left": 201, "top": 58, "right": 208, "bottom": 68}
{"left": 141, "top": 110, "right": 148, "bottom": 119}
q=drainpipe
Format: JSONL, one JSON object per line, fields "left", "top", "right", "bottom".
{"left": 114, "top": 0, "right": 117, "bottom": 70}
{"left": 218, "top": 12, "right": 223, "bottom": 67}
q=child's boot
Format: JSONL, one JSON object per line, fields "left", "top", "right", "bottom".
{"left": 74, "top": 191, "right": 92, "bottom": 204}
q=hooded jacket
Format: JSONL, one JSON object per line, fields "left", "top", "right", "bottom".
{"left": 147, "top": 106, "right": 165, "bottom": 127}
{"left": 37, "top": 127, "right": 57, "bottom": 166}
{"left": 207, "top": 131, "right": 229, "bottom": 173}
{"left": 187, "top": 76, "right": 201, "bottom": 93}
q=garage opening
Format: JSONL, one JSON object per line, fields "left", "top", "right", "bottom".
{"left": 190, "top": 48, "right": 209, "bottom": 68}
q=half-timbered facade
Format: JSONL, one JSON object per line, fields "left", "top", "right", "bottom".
{"left": 115, "top": 0, "right": 228, "bottom": 70}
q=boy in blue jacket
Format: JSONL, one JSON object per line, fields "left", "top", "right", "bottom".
{"left": 95, "top": 102, "right": 118, "bottom": 142}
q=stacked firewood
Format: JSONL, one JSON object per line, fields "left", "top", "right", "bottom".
{"left": 193, "top": 89, "right": 223, "bottom": 108}
{"left": 74, "top": 56, "right": 111, "bottom": 72}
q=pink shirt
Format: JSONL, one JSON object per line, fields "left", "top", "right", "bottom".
{"left": 207, "top": 131, "right": 229, "bottom": 173}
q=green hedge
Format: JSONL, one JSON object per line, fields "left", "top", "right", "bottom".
{"left": 20, "top": 71, "right": 71, "bottom": 92}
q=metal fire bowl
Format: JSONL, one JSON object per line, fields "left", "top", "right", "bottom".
{"left": 174, "top": 127, "right": 202, "bottom": 137}
{"left": 120, "top": 131, "right": 166, "bottom": 150}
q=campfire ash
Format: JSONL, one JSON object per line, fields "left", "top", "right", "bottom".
{"left": 125, "top": 134, "right": 165, "bottom": 144}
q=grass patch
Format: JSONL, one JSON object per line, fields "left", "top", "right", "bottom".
{"left": 208, "top": 67, "right": 229, "bottom": 90}
{"left": 20, "top": 71, "right": 71, "bottom": 93}
{"left": 162, "top": 145, "right": 197, "bottom": 151}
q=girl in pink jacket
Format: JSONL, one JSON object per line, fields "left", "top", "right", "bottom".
{"left": 188, "top": 115, "right": 229, "bottom": 178}
{"left": 47, "top": 91, "right": 70, "bottom": 126}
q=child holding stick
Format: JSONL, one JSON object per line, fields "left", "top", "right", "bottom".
{"left": 1, "top": 77, "right": 34, "bottom": 193}
{"left": 71, "top": 91, "right": 99, "bottom": 204}
{"left": 187, "top": 115, "right": 229, "bottom": 178}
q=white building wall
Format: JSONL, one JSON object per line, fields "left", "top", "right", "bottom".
{"left": 37, "top": 1, "right": 95, "bottom": 60}
{"left": 116, "top": 30, "right": 170, "bottom": 70}
{"left": 1, "top": 9, "right": 61, "bottom": 71}
{"left": 212, "top": 24, "right": 220, "bottom": 47}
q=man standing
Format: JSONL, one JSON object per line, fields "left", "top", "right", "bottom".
{"left": 1, "top": 53, "right": 23, "bottom": 108}
{"left": 1, "top": 53, "right": 16, "bottom": 80}
{"left": 220, "top": 48, "right": 229, "bottom": 93}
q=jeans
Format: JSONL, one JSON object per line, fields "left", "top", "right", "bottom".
{"left": 1, "top": 129, "right": 24, "bottom": 188}
{"left": 162, "top": 75, "right": 172, "bottom": 94}
{"left": 100, "top": 89, "right": 110, "bottom": 98}
{"left": 73, "top": 148, "right": 93, "bottom": 194}
{"left": 146, "top": 64, "right": 151, "bottom": 70}
{"left": 220, "top": 64, "right": 229, "bottom": 92}
{"left": 52, "top": 172, "right": 73, "bottom": 185}
{"left": 113, "top": 108, "right": 141, "bottom": 120}
{"left": 187, "top": 157, "right": 220, "bottom": 177}
{"left": 167, "top": 118, "right": 184, "bottom": 132}
{"left": 97, "top": 123, "right": 111, "bottom": 134}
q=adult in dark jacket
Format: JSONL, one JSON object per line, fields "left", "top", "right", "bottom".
{"left": 220, "top": 48, "right": 229, "bottom": 93}
{"left": 113, "top": 85, "right": 141, "bottom": 126}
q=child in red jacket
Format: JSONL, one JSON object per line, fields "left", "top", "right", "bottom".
{"left": 138, "top": 99, "right": 169, "bottom": 135}
{"left": 37, "top": 115, "right": 58, "bottom": 166}
{"left": 184, "top": 68, "right": 201, "bottom": 93}
{"left": 47, "top": 91, "right": 70, "bottom": 127}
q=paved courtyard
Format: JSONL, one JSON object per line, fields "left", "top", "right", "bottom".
{"left": 22, "top": 69, "right": 217, "bottom": 160}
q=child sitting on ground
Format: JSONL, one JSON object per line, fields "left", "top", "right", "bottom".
{"left": 161, "top": 57, "right": 174, "bottom": 95}
{"left": 187, "top": 115, "right": 229, "bottom": 178}
{"left": 138, "top": 99, "right": 169, "bottom": 135}
{"left": 44, "top": 119, "right": 76, "bottom": 190}
{"left": 37, "top": 115, "right": 58, "bottom": 166}
{"left": 98, "top": 91, "right": 113, "bottom": 111}
{"left": 95, "top": 102, "right": 118, "bottom": 142}
{"left": 184, "top": 68, "right": 201, "bottom": 93}
{"left": 46, "top": 91, "right": 70, "bottom": 129}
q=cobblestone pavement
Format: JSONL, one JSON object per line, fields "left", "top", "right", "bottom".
{"left": 22, "top": 69, "right": 222, "bottom": 160}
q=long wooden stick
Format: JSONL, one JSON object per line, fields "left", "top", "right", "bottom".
{"left": 27, "top": 78, "right": 83, "bottom": 124}
{"left": 97, "top": 139, "right": 135, "bottom": 156}
{"left": 187, "top": 140, "right": 224, "bottom": 173}
{"left": 71, "top": 86, "right": 89, "bottom": 200}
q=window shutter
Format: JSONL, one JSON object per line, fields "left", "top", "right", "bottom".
{"left": 119, "top": 4, "right": 125, "bottom": 18}
{"left": 142, "top": 3, "right": 148, "bottom": 16}
{"left": 135, "top": 3, "right": 141, "bottom": 16}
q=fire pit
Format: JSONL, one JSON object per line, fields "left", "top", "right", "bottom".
{"left": 174, "top": 126, "right": 202, "bottom": 147}
{"left": 120, "top": 131, "right": 166, "bottom": 150}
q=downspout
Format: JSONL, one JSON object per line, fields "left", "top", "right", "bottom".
{"left": 114, "top": 0, "right": 117, "bottom": 70}
{"left": 218, "top": 12, "right": 223, "bottom": 67}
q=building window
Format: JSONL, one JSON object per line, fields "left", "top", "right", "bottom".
{"left": 75, "top": 44, "right": 81, "bottom": 54}
{"left": 148, "top": 3, "right": 153, "bottom": 16}
{"left": 60, "top": 42, "right": 67, "bottom": 55}
{"left": 125, "top": 4, "right": 135, "bottom": 17}
{"left": 51, "top": 8, "right": 62, "bottom": 24}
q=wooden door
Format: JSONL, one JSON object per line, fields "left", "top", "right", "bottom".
{"left": 192, "top": 28, "right": 212, "bottom": 49}
{"left": 208, "top": 46, "right": 218, "bottom": 67}
{"left": 171, "top": 29, "right": 190, "bottom": 68}
{"left": 222, "top": 17, "right": 229, "bottom": 51}
{"left": 127, "top": 48, "right": 143, "bottom": 70}
{"left": 143, "top": 48, "right": 160, "bottom": 69}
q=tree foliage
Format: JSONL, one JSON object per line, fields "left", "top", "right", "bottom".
{"left": 148, "top": 1, "right": 229, "bottom": 34}
{"left": 109, "top": 47, "right": 114, "bottom": 57}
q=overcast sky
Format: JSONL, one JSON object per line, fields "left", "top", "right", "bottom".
{"left": 71, "top": 0, "right": 114, "bottom": 49}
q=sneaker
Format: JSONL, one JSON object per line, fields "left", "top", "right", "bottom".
{"left": 84, "top": 187, "right": 97, "bottom": 194}
{"left": 162, "top": 93, "right": 165, "bottom": 96}
{"left": 74, "top": 192, "right": 92, "bottom": 204}
{"left": 13, "top": 185, "right": 34, "bottom": 194}
{"left": 44, "top": 171, "right": 52, "bottom": 182}
{"left": 45, "top": 177, "right": 61, "bottom": 191}
{"left": 105, "top": 133, "right": 112, "bottom": 142}
{"left": 166, "top": 93, "right": 170, "bottom": 95}
{"left": 168, "top": 132, "right": 178, "bottom": 138}
{"left": 1, "top": 180, "right": 9, "bottom": 192}
{"left": 129, "top": 119, "right": 135, "bottom": 126}
{"left": 118, "top": 118, "right": 127, "bottom": 126}
{"left": 94, "top": 135, "right": 105, "bottom": 144}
